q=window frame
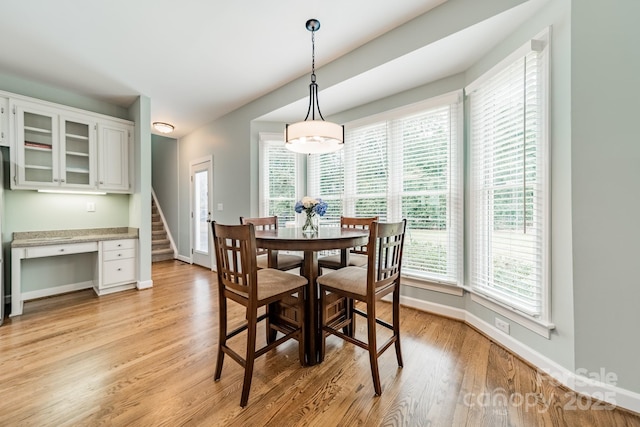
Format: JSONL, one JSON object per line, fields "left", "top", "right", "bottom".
{"left": 466, "top": 29, "right": 551, "bottom": 329}
{"left": 258, "top": 132, "right": 304, "bottom": 227}
{"left": 308, "top": 92, "right": 464, "bottom": 285}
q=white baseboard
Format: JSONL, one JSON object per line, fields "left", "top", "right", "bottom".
{"left": 137, "top": 279, "right": 153, "bottom": 290}
{"left": 22, "top": 280, "right": 94, "bottom": 301}
{"left": 176, "top": 255, "right": 191, "bottom": 263}
{"left": 398, "top": 294, "right": 640, "bottom": 414}
{"left": 93, "top": 283, "right": 136, "bottom": 296}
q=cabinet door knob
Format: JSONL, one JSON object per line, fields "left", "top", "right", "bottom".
{"left": 59, "top": 249, "right": 65, "bottom": 252}
{"left": 117, "top": 268, "right": 122, "bottom": 271}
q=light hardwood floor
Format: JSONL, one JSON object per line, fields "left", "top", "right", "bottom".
{"left": 1, "top": 260, "right": 639, "bottom": 426}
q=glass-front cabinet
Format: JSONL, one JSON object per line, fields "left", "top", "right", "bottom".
{"left": 0, "top": 96, "right": 8, "bottom": 147}
{"left": 61, "top": 117, "right": 95, "bottom": 187}
{"left": 12, "top": 100, "right": 96, "bottom": 190}
{"left": 15, "top": 103, "right": 59, "bottom": 187}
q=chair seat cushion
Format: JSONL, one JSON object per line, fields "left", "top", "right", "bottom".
{"left": 254, "top": 269, "right": 307, "bottom": 301}
{"left": 256, "top": 253, "right": 303, "bottom": 270}
{"left": 318, "top": 253, "right": 368, "bottom": 269}
{"left": 316, "top": 266, "right": 368, "bottom": 298}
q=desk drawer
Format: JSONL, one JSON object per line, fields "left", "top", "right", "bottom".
{"left": 103, "top": 248, "right": 136, "bottom": 261}
{"left": 25, "top": 242, "right": 98, "bottom": 258}
{"left": 103, "top": 239, "right": 136, "bottom": 251}
{"left": 103, "top": 258, "right": 136, "bottom": 286}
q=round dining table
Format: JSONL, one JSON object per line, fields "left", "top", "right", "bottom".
{"left": 254, "top": 226, "right": 369, "bottom": 365}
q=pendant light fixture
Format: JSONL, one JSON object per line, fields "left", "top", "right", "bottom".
{"left": 285, "top": 19, "right": 344, "bottom": 154}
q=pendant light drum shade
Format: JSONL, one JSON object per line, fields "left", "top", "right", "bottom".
{"left": 285, "top": 19, "right": 344, "bottom": 154}
{"left": 285, "top": 120, "right": 344, "bottom": 154}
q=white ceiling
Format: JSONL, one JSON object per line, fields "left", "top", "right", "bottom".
{"left": 0, "top": 0, "right": 546, "bottom": 139}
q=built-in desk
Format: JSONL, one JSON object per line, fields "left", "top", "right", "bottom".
{"left": 10, "top": 227, "right": 139, "bottom": 317}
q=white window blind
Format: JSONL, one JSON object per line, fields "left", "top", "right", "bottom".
{"left": 309, "top": 93, "right": 463, "bottom": 284}
{"left": 393, "top": 105, "right": 462, "bottom": 282}
{"left": 468, "top": 34, "right": 549, "bottom": 317}
{"left": 259, "top": 134, "right": 301, "bottom": 227}
{"left": 308, "top": 150, "right": 344, "bottom": 226}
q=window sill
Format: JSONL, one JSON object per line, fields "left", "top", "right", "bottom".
{"left": 398, "top": 276, "right": 554, "bottom": 338}
{"left": 401, "top": 275, "right": 464, "bottom": 297}
{"left": 469, "top": 292, "right": 556, "bottom": 339}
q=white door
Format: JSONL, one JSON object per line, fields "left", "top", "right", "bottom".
{"left": 190, "top": 157, "right": 213, "bottom": 269}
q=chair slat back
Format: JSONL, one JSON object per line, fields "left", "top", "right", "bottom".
{"left": 240, "top": 216, "right": 278, "bottom": 257}
{"left": 367, "top": 220, "right": 407, "bottom": 293}
{"left": 213, "top": 222, "right": 258, "bottom": 298}
{"left": 341, "top": 216, "right": 377, "bottom": 255}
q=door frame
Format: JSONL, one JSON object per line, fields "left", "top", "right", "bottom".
{"left": 189, "top": 155, "right": 214, "bottom": 269}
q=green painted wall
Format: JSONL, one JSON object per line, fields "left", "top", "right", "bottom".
{"left": 128, "top": 96, "right": 152, "bottom": 284}
{"left": 571, "top": 0, "right": 640, "bottom": 392}
{"left": 151, "top": 135, "right": 179, "bottom": 243}
{"left": 152, "top": 0, "right": 640, "bottom": 399}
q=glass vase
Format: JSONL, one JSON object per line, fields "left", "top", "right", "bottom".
{"left": 302, "top": 211, "right": 319, "bottom": 234}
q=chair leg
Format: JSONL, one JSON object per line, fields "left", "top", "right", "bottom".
{"left": 214, "top": 291, "right": 227, "bottom": 381}
{"left": 266, "top": 302, "right": 277, "bottom": 344}
{"left": 393, "top": 287, "right": 403, "bottom": 367}
{"left": 319, "top": 287, "right": 327, "bottom": 362}
{"left": 346, "top": 298, "right": 355, "bottom": 337}
{"left": 240, "top": 307, "right": 258, "bottom": 407}
{"left": 366, "top": 301, "right": 382, "bottom": 396}
{"left": 298, "top": 289, "right": 306, "bottom": 366}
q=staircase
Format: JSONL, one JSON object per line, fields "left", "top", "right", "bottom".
{"left": 152, "top": 197, "right": 174, "bottom": 262}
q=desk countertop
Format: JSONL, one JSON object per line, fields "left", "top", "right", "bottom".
{"left": 11, "top": 227, "right": 139, "bottom": 248}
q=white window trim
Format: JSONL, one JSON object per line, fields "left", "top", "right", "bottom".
{"left": 338, "top": 91, "right": 464, "bottom": 285}
{"left": 466, "top": 28, "right": 552, "bottom": 331}
{"left": 258, "top": 132, "right": 305, "bottom": 219}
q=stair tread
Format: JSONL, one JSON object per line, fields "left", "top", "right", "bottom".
{"left": 151, "top": 197, "right": 173, "bottom": 263}
{"left": 152, "top": 247, "right": 173, "bottom": 254}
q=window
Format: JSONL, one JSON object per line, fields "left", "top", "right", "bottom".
{"left": 309, "top": 93, "right": 463, "bottom": 284}
{"left": 259, "top": 133, "right": 303, "bottom": 227}
{"left": 308, "top": 149, "right": 344, "bottom": 226}
{"left": 467, "top": 32, "right": 549, "bottom": 319}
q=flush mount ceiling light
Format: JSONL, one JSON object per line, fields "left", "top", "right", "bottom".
{"left": 153, "top": 121, "right": 175, "bottom": 134}
{"left": 285, "top": 19, "right": 344, "bottom": 155}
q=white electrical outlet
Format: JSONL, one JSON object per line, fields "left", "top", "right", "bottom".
{"left": 495, "top": 318, "right": 510, "bottom": 334}
{"left": 217, "top": 203, "right": 223, "bottom": 211}
{"left": 86, "top": 202, "right": 96, "bottom": 212}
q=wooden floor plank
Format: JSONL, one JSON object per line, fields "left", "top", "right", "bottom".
{"left": 0, "top": 260, "right": 638, "bottom": 426}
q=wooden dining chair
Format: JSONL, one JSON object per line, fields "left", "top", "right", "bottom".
{"left": 212, "top": 221, "right": 307, "bottom": 407}
{"left": 318, "top": 216, "right": 378, "bottom": 270}
{"left": 240, "top": 216, "right": 303, "bottom": 271}
{"left": 317, "top": 219, "right": 407, "bottom": 396}
{"left": 318, "top": 216, "right": 377, "bottom": 337}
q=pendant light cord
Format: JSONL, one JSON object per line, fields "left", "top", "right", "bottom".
{"left": 311, "top": 28, "right": 316, "bottom": 83}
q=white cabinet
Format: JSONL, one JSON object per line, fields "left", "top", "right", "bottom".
{"left": 96, "top": 239, "right": 137, "bottom": 295}
{"left": 61, "top": 115, "right": 97, "bottom": 188}
{"left": 0, "top": 96, "right": 8, "bottom": 147}
{"left": 7, "top": 94, "right": 133, "bottom": 193}
{"left": 97, "top": 122, "right": 132, "bottom": 193}
{"left": 11, "top": 99, "right": 97, "bottom": 190}
{"left": 12, "top": 101, "right": 60, "bottom": 188}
